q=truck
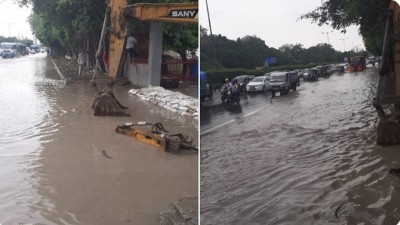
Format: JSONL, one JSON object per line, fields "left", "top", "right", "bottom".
{"left": 348, "top": 56, "right": 366, "bottom": 72}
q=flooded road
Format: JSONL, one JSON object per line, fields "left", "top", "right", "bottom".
{"left": 0, "top": 54, "right": 197, "bottom": 224}
{"left": 201, "top": 68, "right": 400, "bottom": 224}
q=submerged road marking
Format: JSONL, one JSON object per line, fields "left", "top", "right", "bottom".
{"left": 201, "top": 105, "right": 268, "bottom": 136}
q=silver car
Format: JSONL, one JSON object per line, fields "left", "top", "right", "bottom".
{"left": 246, "top": 76, "right": 270, "bottom": 92}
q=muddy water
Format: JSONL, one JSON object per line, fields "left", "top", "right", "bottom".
{"left": 0, "top": 54, "right": 197, "bottom": 224}
{"left": 201, "top": 68, "right": 400, "bottom": 224}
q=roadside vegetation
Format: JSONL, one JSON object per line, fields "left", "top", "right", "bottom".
{"left": 202, "top": 0, "right": 388, "bottom": 86}
{"left": 201, "top": 26, "right": 368, "bottom": 85}
{"left": 16, "top": 0, "right": 197, "bottom": 66}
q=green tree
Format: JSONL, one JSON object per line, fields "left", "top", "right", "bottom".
{"left": 300, "top": 0, "right": 391, "bottom": 55}
{"left": 20, "top": 0, "right": 198, "bottom": 65}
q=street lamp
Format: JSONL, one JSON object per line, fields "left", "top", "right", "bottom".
{"left": 321, "top": 31, "right": 333, "bottom": 44}
{"left": 339, "top": 37, "right": 348, "bottom": 52}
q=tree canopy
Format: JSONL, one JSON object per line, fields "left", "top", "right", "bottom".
{"left": 300, "top": 0, "right": 391, "bottom": 55}
{"left": 0, "top": 36, "right": 34, "bottom": 47}
{"left": 17, "top": 0, "right": 197, "bottom": 61}
{"left": 200, "top": 26, "right": 363, "bottom": 71}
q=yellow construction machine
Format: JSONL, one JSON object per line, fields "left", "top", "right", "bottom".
{"left": 91, "top": 0, "right": 198, "bottom": 116}
{"left": 374, "top": 0, "right": 400, "bottom": 145}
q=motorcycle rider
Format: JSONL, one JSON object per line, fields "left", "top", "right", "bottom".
{"left": 221, "top": 78, "right": 231, "bottom": 91}
{"left": 221, "top": 78, "right": 231, "bottom": 103}
{"left": 230, "top": 79, "right": 240, "bottom": 100}
{"left": 230, "top": 79, "right": 239, "bottom": 92}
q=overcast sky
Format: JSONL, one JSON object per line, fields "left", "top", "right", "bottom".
{"left": 0, "top": 0, "right": 33, "bottom": 40}
{"left": 199, "top": 0, "right": 366, "bottom": 52}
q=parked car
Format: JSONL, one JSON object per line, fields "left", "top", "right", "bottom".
{"left": 232, "top": 75, "right": 255, "bottom": 92}
{"left": 246, "top": 76, "right": 270, "bottom": 92}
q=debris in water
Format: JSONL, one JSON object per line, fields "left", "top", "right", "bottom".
{"left": 335, "top": 202, "right": 346, "bottom": 218}
{"left": 102, "top": 150, "right": 113, "bottom": 159}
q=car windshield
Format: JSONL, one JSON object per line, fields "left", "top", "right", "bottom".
{"left": 252, "top": 77, "right": 264, "bottom": 82}
{"left": 269, "top": 73, "right": 285, "bottom": 82}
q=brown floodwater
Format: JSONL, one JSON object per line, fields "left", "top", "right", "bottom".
{"left": 201, "top": 67, "right": 400, "bottom": 224}
{"left": 0, "top": 53, "right": 197, "bottom": 224}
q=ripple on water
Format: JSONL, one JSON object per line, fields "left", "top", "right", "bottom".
{"left": 201, "top": 69, "right": 400, "bottom": 224}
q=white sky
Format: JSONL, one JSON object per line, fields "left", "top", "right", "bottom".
{"left": 0, "top": 0, "right": 34, "bottom": 40}
{"left": 199, "top": 0, "right": 366, "bottom": 52}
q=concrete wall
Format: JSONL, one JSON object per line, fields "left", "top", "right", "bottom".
{"left": 125, "top": 62, "right": 149, "bottom": 87}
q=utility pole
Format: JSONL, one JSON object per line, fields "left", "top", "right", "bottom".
{"left": 205, "top": 0, "right": 213, "bottom": 36}
{"left": 339, "top": 37, "right": 348, "bottom": 52}
{"left": 321, "top": 31, "right": 333, "bottom": 44}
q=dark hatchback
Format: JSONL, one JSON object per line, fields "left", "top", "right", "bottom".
{"left": 232, "top": 75, "right": 255, "bottom": 92}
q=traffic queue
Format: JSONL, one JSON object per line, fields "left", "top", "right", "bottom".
{"left": 200, "top": 58, "right": 374, "bottom": 106}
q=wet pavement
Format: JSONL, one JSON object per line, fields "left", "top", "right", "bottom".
{"left": 0, "top": 53, "right": 197, "bottom": 224}
{"left": 200, "top": 68, "right": 400, "bottom": 224}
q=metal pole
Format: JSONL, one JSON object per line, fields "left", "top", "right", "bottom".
{"left": 92, "top": 8, "right": 110, "bottom": 81}
{"left": 321, "top": 31, "right": 332, "bottom": 44}
{"left": 205, "top": 0, "right": 213, "bottom": 36}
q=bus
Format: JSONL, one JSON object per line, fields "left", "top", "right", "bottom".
{"left": 348, "top": 56, "right": 366, "bottom": 72}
